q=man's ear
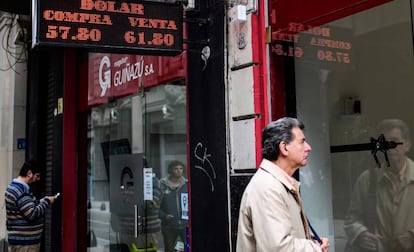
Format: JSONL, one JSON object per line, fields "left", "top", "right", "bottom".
{"left": 280, "top": 141, "right": 289, "bottom": 156}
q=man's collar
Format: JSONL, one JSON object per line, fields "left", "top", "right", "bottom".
{"left": 13, "top": 178, "right": 30, "bottom": 190}
{"left": 259, "top": 159, "right": 300, "bottom": 192}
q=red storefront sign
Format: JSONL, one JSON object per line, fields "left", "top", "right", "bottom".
{"left": 79, "top": 52, "right": 186, "bottom": 109}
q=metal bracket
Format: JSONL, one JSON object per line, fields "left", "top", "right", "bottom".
{"left": 184, "top": 0, "right": 195, "bottom": 10}
{"left": 230, "top": 62, "right": 259, "bottom": 71}
{"left": 183, "top": 17, "right": 210, "bottom": 25}
{"left": 173, "top": 0, "right": 196, "bottom": 10}
{"left": 183, "top": 39, "right": 210, "bottom": 46}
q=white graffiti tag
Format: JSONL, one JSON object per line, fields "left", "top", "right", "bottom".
{"left": 194, "top": 142, "right": 216, "bottom": 192}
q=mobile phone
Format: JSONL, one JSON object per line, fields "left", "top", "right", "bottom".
{"left": 55, "top": 193, "right": 61, "bottom": 198}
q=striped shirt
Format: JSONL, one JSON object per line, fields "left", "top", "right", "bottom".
{"left": 4, "top": 179, "right": 51, "bottom": 245}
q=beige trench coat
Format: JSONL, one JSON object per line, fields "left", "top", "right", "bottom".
{"left": 236, "top": 159, "right": 322, "bottom": 252}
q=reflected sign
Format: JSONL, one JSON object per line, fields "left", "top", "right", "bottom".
{"left": 271, "top": 22, "right": 353, "bottom": 66}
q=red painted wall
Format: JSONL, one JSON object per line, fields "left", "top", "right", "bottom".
{"left": 62, "top": 49, "right": 78, "bottom": 252}
{"left": 251, "top": 0, "right": 270, "bottom": 167}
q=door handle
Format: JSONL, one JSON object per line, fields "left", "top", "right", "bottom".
{"left": 134, "top": 204, "right": 137, "bottom": 238}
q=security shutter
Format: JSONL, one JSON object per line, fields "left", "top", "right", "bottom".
{"left": 42, "top": 49, "right": 63, "bottom": 252}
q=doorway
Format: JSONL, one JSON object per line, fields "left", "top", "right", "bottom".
{"left": 86, "top": 80, "right": 188, "bottom": 252}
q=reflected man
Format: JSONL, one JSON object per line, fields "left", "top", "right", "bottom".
{"left": 160, "top": 160, "right": 188, "bottom": 252}
{"left": 345, "top": 119, "right": 414, "bottom": 251}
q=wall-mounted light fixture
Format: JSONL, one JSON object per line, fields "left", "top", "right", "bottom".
{"left": 229, "top": 5, "right": 247, "bottom": 24}
{"left": 228, "top": 0, "right": 257, "bottom": 14}
{"left": 228, "top": 4, "right": 247, "bottom": 49}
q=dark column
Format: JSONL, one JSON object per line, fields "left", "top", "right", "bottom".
{"left": 187, "top": 1, "right": 229, "bottom": 251}
{"left": 26, "top": 48, "right": 63, "bottom": 252}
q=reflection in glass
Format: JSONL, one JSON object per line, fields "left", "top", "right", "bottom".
{"left": 344, "top": 119, "right": 414, "bottom": 252}
{"left": 159, "top": 160, "right": 188, "bottom": 252}
{"left": 87, "top": 79, "right": 188, "bottom": 251}
{"left": 275, "top": 0, "right": 414, "bottom": 251}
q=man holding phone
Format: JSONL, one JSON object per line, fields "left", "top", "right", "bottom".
{"left": 4, "top": 160, "right": 58, "bottom": 252}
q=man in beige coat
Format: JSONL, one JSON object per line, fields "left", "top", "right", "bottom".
{"left": 236, "top": 117, "right": 329, "bottom": 251}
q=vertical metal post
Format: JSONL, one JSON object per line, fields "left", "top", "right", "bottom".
{"left": 134, "top": 205, "right": 138, "bottom": 238}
